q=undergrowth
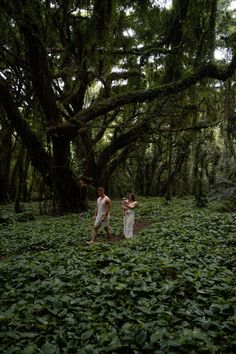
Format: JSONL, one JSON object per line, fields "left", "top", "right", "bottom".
{"left": 0, "top": 197, "right": 236, "bottom": 353}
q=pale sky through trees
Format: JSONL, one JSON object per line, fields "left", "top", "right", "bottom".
{"left": 164, "top": 0, "right": 236, "bottom": 10}
{"left": 214, "top": 0, "right": 236, "bottom": 60}
{"left": 229, "top": 0, "right": 236, "bottom": 9}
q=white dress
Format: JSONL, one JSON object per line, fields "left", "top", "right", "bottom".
{"left": 123, "top": 201, "right": 137, "bottom": 238}
{"left": 94, "top": 196, "right": 110, "bottom": 227}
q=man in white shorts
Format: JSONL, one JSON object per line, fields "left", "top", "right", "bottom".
{"left": 86, "top": 187, "right": 111, "bottom": 244}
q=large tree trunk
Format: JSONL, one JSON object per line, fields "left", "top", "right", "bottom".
{"left": 0, "top": 80, "right": 87, "bottom": 213}
{"left": 51, "top": 137, "right": 88, "bottom": 212}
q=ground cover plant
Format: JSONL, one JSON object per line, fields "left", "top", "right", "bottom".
{"left": 0, "top": 198, "right": 236, "bottom": 353}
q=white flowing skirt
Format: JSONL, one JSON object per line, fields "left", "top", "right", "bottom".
{"left": 124, "top": 210, "right": 135, "bottom": 238}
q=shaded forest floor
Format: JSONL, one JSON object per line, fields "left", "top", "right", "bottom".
{"left": 98, "top": 221, "right": 153, "bottom": 244}
{"left": 1, "top": 197, "right": 236, "bottom": 353}
{"left": 0, "top": 199, "right": 153, "bottom": 250}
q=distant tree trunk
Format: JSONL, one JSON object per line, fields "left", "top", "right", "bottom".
{"left": 147, "top": 146, "right": 160, "bottom": 196}
{"left": 135, "top": 157, "right": 146, "bottom": 196}
{"left": 171, "top": 135, "right": 192, "bottom": 195}
{"left": 179, "top": 158, "right": 191, "bottom": 195}
{"left": 15, "top": 144, "right": 25, "bottom": 213}
{"left": 193, "top": 141, "right": 201, "bottom": 195}
{"left": 0, "top": 115, "right": 12, "bottom": 203}
{"left": 9, "top": 155, "right": 18, "bottom": 202}
{"left": 208, "top": 150, "right": 220, "bottom": 187}
{"left": 224, "top": 80, "right": 236, "bottom": 158}
{"left": 27, "top": 168, "right": 39, "bottom": 201}
{"left": 165, "top": 119, "right": 173, "bottom": 201}
{"left": 21, "top": 154, "right": 31, "bottom": 202}
{"left": 156, "top": 164, "right": 166, "bottom": 196}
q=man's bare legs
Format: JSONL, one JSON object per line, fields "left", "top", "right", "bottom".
{"left": 104, "top": 226, "right": 111, "bottom": 241}
{"left": 92, "top": 225, "right": 99, "bottom": 243}
{"left": 86, "top": 225, "right": 110, "bottom": 244}
{"left": 86, "top": 225, "right": 99, "bottom": 244}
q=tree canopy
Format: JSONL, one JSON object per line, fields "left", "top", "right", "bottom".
{"left": 0, "top": 0, "right": 236, "bottom": 211}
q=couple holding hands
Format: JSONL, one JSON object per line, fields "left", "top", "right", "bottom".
{"left": 86, "top": 187, "right": 138, "bottom": 244}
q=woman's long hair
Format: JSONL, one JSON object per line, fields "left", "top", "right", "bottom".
{"left": 128, "top": 193, "right": 135, "bottom": 201}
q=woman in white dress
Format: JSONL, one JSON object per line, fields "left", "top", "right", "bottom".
{"left": 122, "top": 193, "right": 137, "bottom": 238}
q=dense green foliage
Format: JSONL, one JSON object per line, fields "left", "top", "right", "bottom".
{"left": 1, "top": 198, "right": 236, "bottom": 353}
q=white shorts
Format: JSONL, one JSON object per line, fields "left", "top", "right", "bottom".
{"left": 94, "top": 215, "right": 110, "bottom": 228}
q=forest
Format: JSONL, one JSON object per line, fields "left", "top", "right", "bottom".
{"left": 0, "top": 0, "right": 236, "bottom": 353}
{"left": 0, "top": 0, "right": 236, "bottom": 211}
